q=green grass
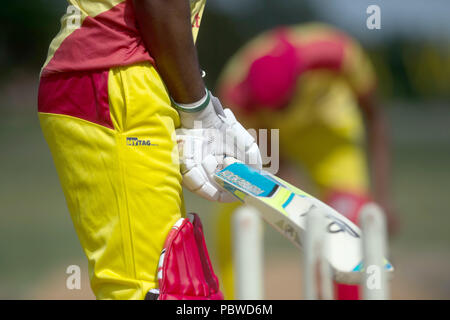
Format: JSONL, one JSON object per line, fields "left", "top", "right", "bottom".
{"left": 0, "top": 115, "right": 84, "bottom": 297}
{"left": 388, "top": 103, "right": 450, "bottom": 250}
{"left": 391, "top": 144, "right": 450, "bottom": 249}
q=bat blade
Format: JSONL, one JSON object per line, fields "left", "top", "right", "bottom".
{"left": 214, "top": 162, "right": 393, "bottom": 284}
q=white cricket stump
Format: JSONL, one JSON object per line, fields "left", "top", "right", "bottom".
{"left": 360, "top": 203, "right": 390, "bottom": 300}
{"left": 303, "top": 207, "right": 334, "bottom": 300}
{"left": 232, "top": 205, "right": 264, "bottom": 300}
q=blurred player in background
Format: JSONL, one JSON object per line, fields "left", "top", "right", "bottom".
{"left": 214, "top": 23, "right": 399, "bottom": 300}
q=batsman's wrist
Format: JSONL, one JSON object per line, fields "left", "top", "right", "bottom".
{"left": 171, "top": 89, "right": 210, "bottom": 113}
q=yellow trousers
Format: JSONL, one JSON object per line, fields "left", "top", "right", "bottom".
{"left": 39, "top": 62, "right": 184, "bottom": 299}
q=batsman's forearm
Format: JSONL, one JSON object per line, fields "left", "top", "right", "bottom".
{"left": 133, "top": 0, "right": 205, "bottom": 103}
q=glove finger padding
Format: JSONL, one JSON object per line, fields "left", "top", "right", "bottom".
{"left": 222, "top": 109, "right": 262, "bottom": 170}
{"left": 176, "top": 131, "right": 204, "bottom": 174}
{"left": 176, "top": 130, "right": 229, "bottom": 202}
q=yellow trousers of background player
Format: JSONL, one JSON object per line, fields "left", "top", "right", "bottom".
{"left": 39, "top": 62, "right": 184, "bottom": 299}
{"left": 215, "top": 72, "right": 370, "bottom": 299}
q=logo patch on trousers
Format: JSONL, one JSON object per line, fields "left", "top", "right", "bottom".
{"left": 126, "top": 137, "right": 158, "bottom": 147}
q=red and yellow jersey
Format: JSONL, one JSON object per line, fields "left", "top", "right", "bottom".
{"left": 217, "top": 23, "right": 376, "bottom": 113}
{"left": 41, "top": 0, "right": 206, "bottom": 77}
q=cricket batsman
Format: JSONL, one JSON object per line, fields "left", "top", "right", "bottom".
{"left": 38, "top": 0, "right": 261, "bottom": 299}
{"left": 214, "top": 23, "right": 398, "bottom": 300}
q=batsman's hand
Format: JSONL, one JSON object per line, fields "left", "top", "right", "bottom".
{"left": 175, "top": 91, "right": 262, "bottom": 202}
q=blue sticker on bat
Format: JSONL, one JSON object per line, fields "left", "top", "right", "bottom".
{"left": 216, "top": 163, "right": 279, "bottom": 197}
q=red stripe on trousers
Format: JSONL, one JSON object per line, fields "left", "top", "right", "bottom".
{"left": 38, "top": 70, "right": 113, "bottom": 129}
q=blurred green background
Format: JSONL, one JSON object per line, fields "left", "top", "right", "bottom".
{"left": 0, "top": 0, "right": 449, "bottom": 299}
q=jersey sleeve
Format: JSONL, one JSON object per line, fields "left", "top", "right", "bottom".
{"left": 216, "top": 30, "right": 278, "bottom": 108}
{"left": 287, "top": 23, "right": 377, "bottom": 99}
{"left": 42, "top": 0, "right": 207, "bottom": 76}
{"left": 217, "top": 23, "right": 377, "bottom": 113}
{"left": 340, "top": 36, "right": 377, "bottom": 98}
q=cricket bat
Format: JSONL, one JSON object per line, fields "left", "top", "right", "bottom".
{"left": 214, "top": 162, "right": 394, "bottom": 284}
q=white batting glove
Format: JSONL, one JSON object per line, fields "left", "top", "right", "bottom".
{"left": 174, "top": 90, "right": 262, "bottom": 202}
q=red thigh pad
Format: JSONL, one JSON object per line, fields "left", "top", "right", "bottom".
{"left": 147, "top": 213, "right": 223, "bottom": 300}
